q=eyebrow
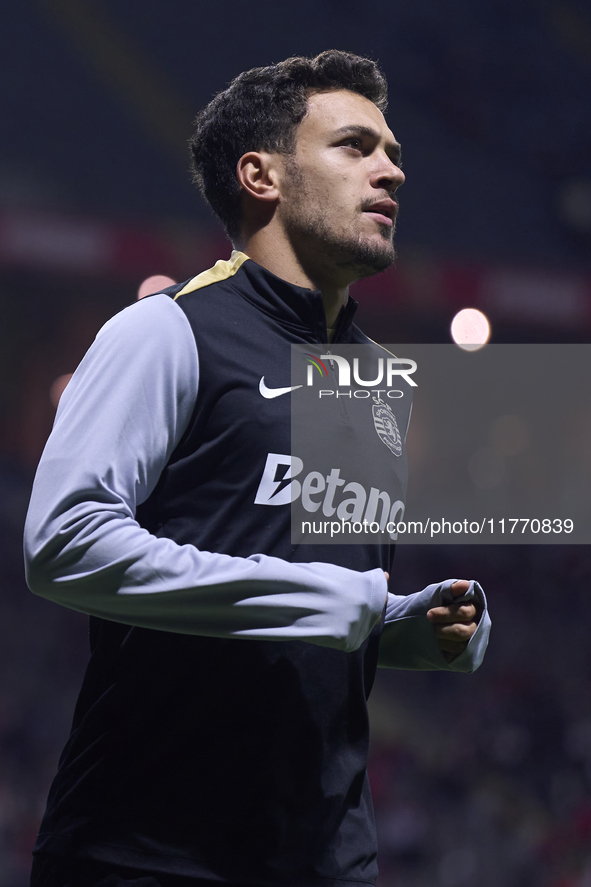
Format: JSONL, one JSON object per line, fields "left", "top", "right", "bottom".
{"left": 331, "top": 125, "right": 402, "bottom": 166}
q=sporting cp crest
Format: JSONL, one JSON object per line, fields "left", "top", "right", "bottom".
{"left": 372, "top": 397, "right": 403, "bottom": 457}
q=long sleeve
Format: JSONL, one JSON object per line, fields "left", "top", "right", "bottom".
{"left": 378, "top": 578, "right": 491, "bottom": 672}
{"left": 24, "top": 294, "right": 386, "bottom": 652}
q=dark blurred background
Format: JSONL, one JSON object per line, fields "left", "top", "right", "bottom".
{"left": 1, "top": 2, "right": 591, "bottom": 885}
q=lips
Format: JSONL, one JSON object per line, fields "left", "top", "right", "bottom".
{"left": 363, "top": 200, "right": 397, "bottom": 227}
{"left": 364, "top": 210, "right": 393, "bottom": 227}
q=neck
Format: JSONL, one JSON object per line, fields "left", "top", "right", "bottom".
{"left": 238, "top": 226, "right": 350, "bottom": 329}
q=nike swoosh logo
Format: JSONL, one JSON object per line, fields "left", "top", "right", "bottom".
{"left": 259, "top": 377, "right": 302, "bottom": 399}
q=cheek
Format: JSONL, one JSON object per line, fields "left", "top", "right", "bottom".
{"left": 319, "top": 178, "right": 357, "bottom": 217}
{"left": 288, "top": 158, "right": 359, "bottom": 221}
{"left": 301, "top": 160, "right": 355, "bottom": 204}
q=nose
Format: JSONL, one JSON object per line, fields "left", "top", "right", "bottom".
{"left": 371, "top": 153, "right": 405, "bottom": 193}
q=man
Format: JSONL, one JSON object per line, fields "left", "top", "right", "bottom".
{"left": 25, "top": 51, "right": 490, "bottom": 887}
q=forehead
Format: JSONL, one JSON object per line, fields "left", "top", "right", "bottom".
{"left": 297, "top": 89, "right": 396, "bottom": 145}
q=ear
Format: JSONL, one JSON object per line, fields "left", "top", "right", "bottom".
{"left": 236, "top": 152, "right": 281, "bottom": 204}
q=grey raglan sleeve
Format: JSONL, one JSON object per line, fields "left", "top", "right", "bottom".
{"left": 378, "top": 579, "right": 491, "bottom": 672}
{"left": 24, "top": 294, "right": 386, "bottom": 652}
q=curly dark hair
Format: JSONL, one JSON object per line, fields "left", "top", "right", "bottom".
{"left": 189, "top": 50, "right": 388, "bottom": 241}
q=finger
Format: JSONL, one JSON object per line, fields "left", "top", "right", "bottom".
{"left": 384, "top": 572, "right": 389, "bottom": 581}
{"left": 439, "top": 638, "right": 471, "bottom": 656}
{"left": 450, "top": 578, "right": 483, "bottom": 623}
{"left": 450, "top": 579, "right": 471, "bottom": 597}
{"left": 433, "top": 621, "right": 478, "bottom": 642}
{"left": 426, "top": 603, "right": 477, "bottom": 623}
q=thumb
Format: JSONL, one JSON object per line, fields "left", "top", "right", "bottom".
{"left": 450, "top": 579, "right": 471, "bottom": 597}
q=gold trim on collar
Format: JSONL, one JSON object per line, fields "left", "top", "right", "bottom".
{"left": 174, "top": 250, "right": 249, "bottom": 299}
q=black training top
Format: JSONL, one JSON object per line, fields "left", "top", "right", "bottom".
{"left": 31, "top": 253, "right": 414, "bottom": 886}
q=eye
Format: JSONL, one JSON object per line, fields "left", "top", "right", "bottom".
{"left": 342, "top": 138, "right": 363, "bottom": 151}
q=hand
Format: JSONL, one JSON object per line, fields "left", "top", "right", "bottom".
{"left": 426, "top": 580, "right": 481, "bottom": 661}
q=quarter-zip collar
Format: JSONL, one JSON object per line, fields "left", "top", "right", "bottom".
{"left": 232, "top": 251, "right": 359, "bottom": 344}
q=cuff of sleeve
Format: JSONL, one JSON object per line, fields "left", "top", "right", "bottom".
{"left": 378, "top": 579, "right": 491, "bottom": 672}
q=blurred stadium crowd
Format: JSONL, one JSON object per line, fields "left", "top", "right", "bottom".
{"left": 1, "top": 1, "right": 591, "bottom": 885}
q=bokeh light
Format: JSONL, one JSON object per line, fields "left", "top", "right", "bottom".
{"left": 450, "top": 308, "right": 491, "bottom": 351}
{"left": 137, "top": 275, "right": 176, "bottom": 299}
{"left": 49, "top": 373, "right": 73, "bottom": 408}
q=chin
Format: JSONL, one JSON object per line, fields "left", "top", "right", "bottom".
{"left": 289, "top": 215, "right": 396, "bottom": 280}
{"left": 339, "top": 237, "right": 396, "bottom": 279}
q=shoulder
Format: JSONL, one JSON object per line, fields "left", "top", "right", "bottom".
{"left": 56, "top": 294, "right": 199, "bottom": 423}
{"left": 167, "top": 252, "right": 250, "bottom": 307}
{"left": 99, "top": 292, "right": 193, "bottom": 345}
